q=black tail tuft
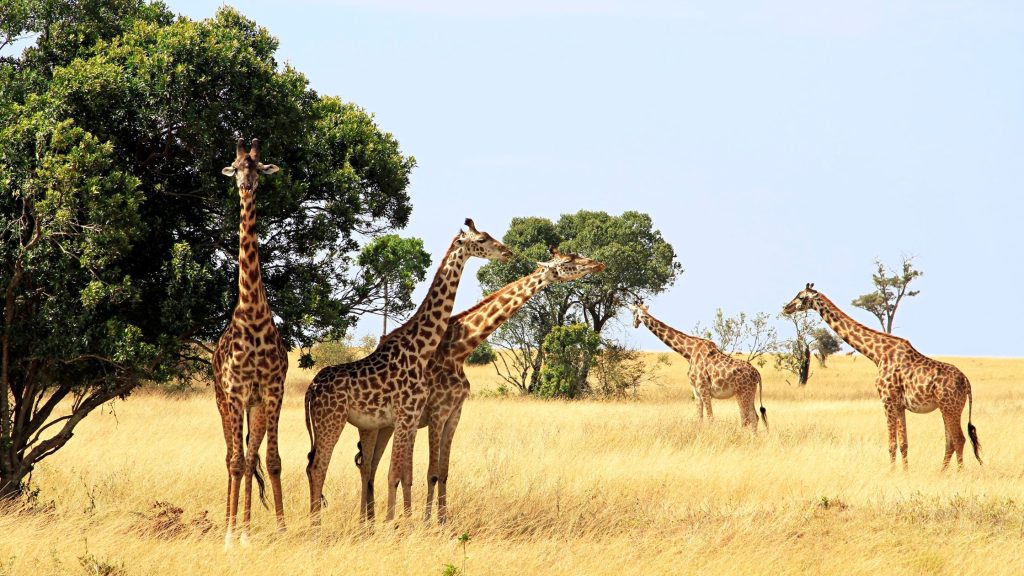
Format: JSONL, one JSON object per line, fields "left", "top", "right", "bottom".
{"left": 967, "top": 422, "right": 982, "bottom": 465}
{"left": 759, "top": 406, "right": 768, "bottom": 431}
{"left": 354, "top": 441, "right": 364, "bottom": 467}
{"left": 253, "top": 454, "right": 268, "bottom": 509}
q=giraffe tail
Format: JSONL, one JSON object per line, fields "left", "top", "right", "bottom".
{"left": 304, "top": 386, "right": 327, "bottom": 509}
{"left": 966, "top": 385, "right": 982, "bottom": 465}
{"left": 758, "top": 377, "right": 768, "bottom": 432}
{"left": 244, "top": 407, "right": 268, "bottom": 509}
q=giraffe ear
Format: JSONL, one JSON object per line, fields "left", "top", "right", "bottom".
{"left": 258, "top": 163, "right": 279, "bottom": 175}
{"left": 222, "top": 166, "right": 237, "bottom": 176}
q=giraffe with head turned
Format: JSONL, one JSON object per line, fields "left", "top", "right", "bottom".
{"left": 783, "top": 283, "right": 981, "bottom": 469}
{"left": 629, "top": 302, "right": 767, "bottom": 431}
{"left": 351, "top": 247, "right": 606, "bottom": 523}
{"left": 213, "top": 138, "right": 288, "bottom": 547}
{"left": 304, "top": 219, "right": 513, "bottom": 524}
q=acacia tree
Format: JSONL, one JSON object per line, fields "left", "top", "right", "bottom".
{"left": 851, "top": 256, "right": 922, "bottom": 334}
{"left": 478, "top": 211, "right": 681, "bottom": 395}
{"left": 352, "top": 235, "right": 430, "bottom": 335}
{"left": 0, "top": 2, "right": 415, "bottom": 499}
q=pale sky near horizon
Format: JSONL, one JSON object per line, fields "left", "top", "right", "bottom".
{"left": 163, "top": 1, "right": 1023, "bottom": 357}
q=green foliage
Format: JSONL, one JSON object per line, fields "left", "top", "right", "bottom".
{"left": 478, "top": 211, "right": 680, "bottom": 395}
{"left": 0, "top": 1, "right": 414, "bottom": 498}
{"left": 465, "top": 340, "right": 497, "bottom": 365}
{"left": 539, "top": 324, "right": 601, "bottom": 398}
{"left": 354, "top": 234, "right": 431, "bottom": 333}
{"left": 309, "top": 334, "right": 378, "bottom": 368}
{"left": 694, "top": 309, "right": 779, "bottom": 368}
{"left": 851, "top": 256, "right": 922, "bottom": 334}
{"left": 810, "top": 327, "right": 842, "bottom": 367}
{"left": 774, "top": 312, "right": 817, "bottom": 385}
{"left": 591, "top": 342, "right": 668, "bottom": 399}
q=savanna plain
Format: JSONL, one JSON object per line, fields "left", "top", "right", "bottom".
{"left": 2, "top": 354, "right": 1023, "bottom": 576}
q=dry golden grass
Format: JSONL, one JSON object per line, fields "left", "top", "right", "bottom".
{"left": 2, "top": 354, "right": 1023, "bottom": 575}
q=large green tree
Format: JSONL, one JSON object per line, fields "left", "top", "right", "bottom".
{"left": 0, "top": 1, "right": 415, "bottom": 499}
{"left": 478, "top": 211, "right": 681, "bottom": 395}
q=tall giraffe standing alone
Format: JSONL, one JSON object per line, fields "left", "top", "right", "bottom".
{"left": 304, "top": 219, "right": 512, "bottom": 524}
{"left": 629, "top": 302, "right": 767, "bottom": 431}
{"left": 213, "top": 138, "right": 288, "bottom": 547}
{"left": 783, "top": 283, "right": 981, "bottom": 469}
{"left": 353, "top": 247, "right": 606, "bottom": 523}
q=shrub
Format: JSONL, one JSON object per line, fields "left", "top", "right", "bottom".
{"left": 466, "top": 341, "right": 497, "bottom": 365}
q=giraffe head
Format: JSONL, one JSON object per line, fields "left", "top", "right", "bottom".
{"left": 221, "top": 138, "right": 279, "bottom": 194}
{"left": 782, "top": 282, "right": 820, "bottom": 315}
{"left": 627, "top": 301, "right": 650, "bottom": 329}
{"left": 456, "top": 218, "right": 514, "bottom": 262}
{"left": 537, "top": 246, "right": 606, "bottom": 283}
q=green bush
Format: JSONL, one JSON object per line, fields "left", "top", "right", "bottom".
{"left": 466, "top": 341, "right": 497, "bottom": 365}
{"left": 539, "top": 324, "right": 601, "bottom": 399}
{"left": 310, "top": 334, "right": 378, "bottom": 367}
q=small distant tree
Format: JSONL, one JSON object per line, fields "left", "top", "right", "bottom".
{"left": 354, "top": 235, "right": 431, "bottom": 335}
{"left": 538, "top": 324, "right": 601, "bottom": 399}
{"left": 775, "top": 312, "right": 817, "bottom": 385}
{"left": 809, "top": 327, "right": 842, "bottom": 367}
{"left": 465, "top": 341, "right": 497, "bottom": 366}
{"left": 591, "top": 342, "right": 668, "bottom": 399}
{"left": 851, "top": 256, "right": 922, "bottom": 334}
{"left": 694, "top": 309, "right": 779, "bottom": 367}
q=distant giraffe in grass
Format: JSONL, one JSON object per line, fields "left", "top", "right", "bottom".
{"left": 629, "top": 302, "right": 767, "bottom": 431}
{"left": 353, "top": 247, "right": 606, "bottom": 523}
{"left": 213, "top": 138, "right": 287, "bottom": 548}
{"left": 784, "top": 283, "right": 981, "bottom": 470}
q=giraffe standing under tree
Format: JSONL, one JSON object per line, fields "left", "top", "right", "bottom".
{"left": 213, "top": 138, "right": 288, "bottom": 547}
{"left": 304, "top": 219, "right": 512, "bottom": 525}
{"left": 352, "top": 247, "right": 606, "bottom": 524}
{"left": 629, "top": 302, "right": 767, "bottom": 431}
{"left": 783, "top": 283, "right": 981, "bottom": 470}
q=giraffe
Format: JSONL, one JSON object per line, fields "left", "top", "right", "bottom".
{"left": 213, "top": 138, "right": 288, "bottom": 547}
{"left": 783, "top": 283, "right": 982, "bottom": 469}
{"left": 629, "top": 302, "right": 767, "bottom": 431}
{"left": 304, "top": 219, "right": 513, "bottom": 525}
{"left": 351, "top": 247, "right": 606, "bottom": 523}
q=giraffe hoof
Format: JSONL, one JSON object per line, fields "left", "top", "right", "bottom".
{"left": 239, "top": 532, "right": 251, "bottom": 547}
{"left": 223, "top": 531, "right": 234, "bottom": 551}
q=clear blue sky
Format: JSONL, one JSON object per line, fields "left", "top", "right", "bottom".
{"left": 167, "top": 1, "right": 1022, "bottom": 357}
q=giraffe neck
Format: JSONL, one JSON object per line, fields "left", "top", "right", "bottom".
{"left": 640, "top": 312, "right": 705, "bottom": 359}
{"left": 235, "top": 190, "right": 269, "bottom": 315}
{"left": 443, "top": 267, "right": 550, "bottom": 363}
{"left": 389, "top": 235, "right": 469, "bottom": 353}
{"left": 812, "top": 293, "right": 894, "bottom": 364}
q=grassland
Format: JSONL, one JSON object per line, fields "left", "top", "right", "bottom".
{"left": 1, "top": 354, "right": 1022, "bottom": 575}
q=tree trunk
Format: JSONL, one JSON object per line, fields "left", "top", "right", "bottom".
{"left": 0, "top": 469, "right": 26, "bottom": 502}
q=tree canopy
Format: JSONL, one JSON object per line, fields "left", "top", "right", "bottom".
{"left": 477, "top": 210, "right": 681, "bottom": 395}
{"left": 851, "top": 256, "right": 922, "bottom": 334}
{"left": 0, "top": 1, "right": 415, "bottom": 498}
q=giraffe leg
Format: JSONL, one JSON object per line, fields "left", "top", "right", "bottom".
{"left": 241, "top": 404, "right": 268, "bottom": 546}
{"left": 736, "top": 387, "right": 756, "bottom": 432}
{"left": 366, "top": 427, "right": 393, "bottom": 522}
{"left": 357, "top": 428, "right": 380, "bottom": 522}
{"left": 306, "top": 403, "right": 345, "bottom": 528}
{"left": 386, "top": 415, "right": 421, "bottom": 522}
{"left": 264, "top": 394, "right": 286, "bottom": 533}
{"left": 896, "top": 408, "right": 909, "bottom": 470}
{"left": 436, "top": 402, "right": 465, "bottom": 524}
{"left": 424, "top": 409, "right": 446, "bottom": 523}
{"left": 940, "top": 407, "right": 966, "bottom": 471}
{"left": 702, "top": 392, "right": 714, "bottom": 422}
{"left": 225, "top": 399, "right": 245, "bottom": 549}
{"left": 883, "top": 404, "right": 899, "bottom": 469}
